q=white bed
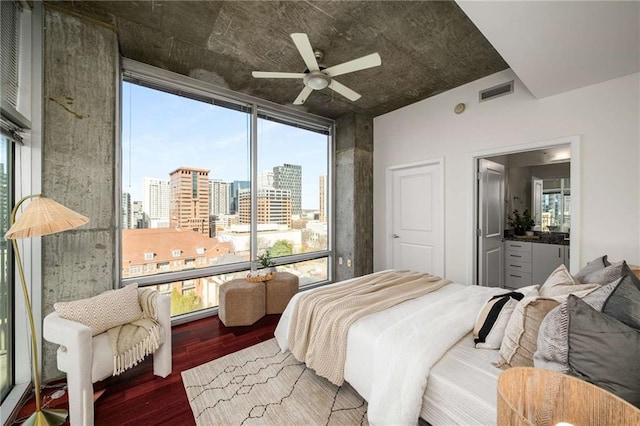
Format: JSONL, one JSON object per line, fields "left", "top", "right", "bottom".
{"left": 274, "top": 274, "right": 506, "bottom": 425}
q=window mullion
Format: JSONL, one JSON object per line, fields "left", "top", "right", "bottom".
{"left": 250, "top": 104, "right": 258, "bottom": 271}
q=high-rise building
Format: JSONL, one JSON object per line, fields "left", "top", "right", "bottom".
{"left": 238, "top": 188, "right": 292, "bottom": 227}
{"left": 121, "top": 192, "right": 132, "bottom": 229}
{"left": 210, "top": 179, "right": 231, "bottom": 216}
{"left": 230, "top": 180, "right": 250, "bottom": 214}
{"left": 319, "top": 175, "right": 326, "bottom": 222}
{"left": 273, "top": 163, "right": 302, "bottom": 215}
{"left": 132, "top": 201, "right": 146, "bottom": 229}
{"left": 142, "top": 177, "right": 170, "bottom": 227}
{"left": 169, "top": 167, "right": 210, "bottom": 236}
{"left": 258, "top": 170, "right": 274, "bottom": 189}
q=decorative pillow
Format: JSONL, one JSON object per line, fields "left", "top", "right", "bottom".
{"left": 474, "top": 292, "right": 524, "bottom": 349}
{"left": 539, "top": 264, "right": 599, "bottom": 298}
{"left": 573, "top": 255, "right": 611, "bottom": 282}
{"left": 534, "top": 268, "right": 640, "bottom": 373}
{"left": 54, "top": 283, "right": 143, "bottom": 336}
{"left": 577, "top": 260, "right": 627, "bottom": 285}
{"left": 602, "top": 269, "right": 640, "bottom": 330}
{"left": 534, "top": 277, "right": 623, "bottom": 373}
{"left": 473, "top": 285, "right": 538, "bottom": 349}
{"left": 566, "top": 295, "right": 640, "bottom": 408}
{"left": 497, "top": 293, "right": 559, "bottom": 368}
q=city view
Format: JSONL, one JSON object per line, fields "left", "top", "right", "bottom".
{"left": 121, "top": 82, "right": 330, "bottom": 316}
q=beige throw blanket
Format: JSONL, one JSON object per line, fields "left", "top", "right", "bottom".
{"left": 288, "top": 269, "right": 451, "bottom": 385}
{"left": 106, "top": 288, "right": 164, "bottom": 375}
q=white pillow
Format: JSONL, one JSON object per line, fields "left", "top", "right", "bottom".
{"left": 539, "top": 264, "right": 599, "bottom": 298}
{"left": 473, "top": 285, "right": 538, "bottom": 349}
{"left": 54, "top": 283, "right": 143, "bottom": 336}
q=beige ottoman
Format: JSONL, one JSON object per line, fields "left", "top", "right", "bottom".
{"left": 218, "top": 279, "right": 265, "bottom": 326}
{"left": 265, "top": 272, "right": 299, "bottom": 314}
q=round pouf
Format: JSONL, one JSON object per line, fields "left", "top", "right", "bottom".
{"left": 218, "top": 279, "right": 265, "bottom": 327}
{"left": 265, "top": 272, "right": 299, "bottom": 314}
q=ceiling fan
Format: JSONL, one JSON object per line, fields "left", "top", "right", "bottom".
{"left": 252, "top": 33, "right": 382, "bottom": 105}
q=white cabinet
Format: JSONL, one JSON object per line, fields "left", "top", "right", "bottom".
{"left": 532, "top": 243, "right": 565, "bottom": 284}
{"left": 504, "top": 241, "right": 532, "bottom": 289}
{"left": 504, "top": 241, "right": 569, "bottom": 289}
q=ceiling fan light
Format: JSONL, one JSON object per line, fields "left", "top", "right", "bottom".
{"left": 304, "top": 72, "right": 331, "bottom": 90}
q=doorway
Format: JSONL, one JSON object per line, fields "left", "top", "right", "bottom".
{"left": 472, "top": 137, "right": 580, "bottom": 286}
{"left": 386, "top": 158, "right": 444, "bottom": 276}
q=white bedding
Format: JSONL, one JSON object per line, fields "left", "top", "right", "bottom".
{"left": 274, "top": 275, "right": 506, "bottom": 425}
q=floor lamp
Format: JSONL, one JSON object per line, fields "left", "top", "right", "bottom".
{"left": 5, "top": 194, "right": 89, "bottom": 426}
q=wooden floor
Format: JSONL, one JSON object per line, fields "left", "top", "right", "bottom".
{"left": 16, "top": 314, "right": 280, "bottom": 425}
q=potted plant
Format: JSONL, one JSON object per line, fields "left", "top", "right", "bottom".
{"left": 507, "top": 209, "right": 535, "bottom": 236}
{"left": 247, "top": 250, "right": 277, "bottom": 282}
{"left": 256, "top": 250, "right": 276, "bottom": 272}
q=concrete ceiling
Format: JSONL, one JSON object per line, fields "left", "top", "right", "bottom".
{"left": 48, "top": 0, "right": 509, "bottom": 119}
{"left": 459, "top": 1, "right": 640, "bottom": 99}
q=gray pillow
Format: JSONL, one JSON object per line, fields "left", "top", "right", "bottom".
{"left": 534, "top": 265, "right": 638, "bottom": 373}
{"left": 579, "top": 260, "right": 626, "bottom": 285}
{"left": 574, "top": 255, "right": 611, "bottom": 282}
{"left": 566, "top": 295, "right": 640, "bottom": 408}
{"left": 534, "top": 277, "right": 621, "bottom": 372}
{"left": 602, "top": 268, "right": 640, "bottom": 329}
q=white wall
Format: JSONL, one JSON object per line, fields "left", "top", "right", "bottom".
{"left": 373, "top": 69, "right": 640, "bottom": 284}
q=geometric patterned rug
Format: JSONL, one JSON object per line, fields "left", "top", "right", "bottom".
{"left": 181, "top": 338, "right": 369, "bottom": 425}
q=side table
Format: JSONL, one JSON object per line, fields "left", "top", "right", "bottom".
{"left": 497, "top": 367, "right": 640, "bottom": 426}
{"left": 265, "top": 272, "right": 299, "bottom": 314}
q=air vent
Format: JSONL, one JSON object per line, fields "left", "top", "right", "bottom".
{"left": 479, "top": 80, "right": 514, "bottom": 102}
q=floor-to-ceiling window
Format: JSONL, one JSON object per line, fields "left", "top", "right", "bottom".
{"left": 1, "top": 0, "right": 39, "bottom": 418}
{"left": 256, "top": 113, "right": 329, "bottom": 285}
{"left": 121, "top": 61, "right": 333, "bottom": 319}
{"left": 0, "top": 135, "right": 13, "bottom": 403}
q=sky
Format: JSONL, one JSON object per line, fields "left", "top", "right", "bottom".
{"left": 121, "top": 82, "right": 328, "bottom": 210}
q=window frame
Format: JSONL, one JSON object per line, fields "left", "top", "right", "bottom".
{"left": 118, "top": 59, "right": 334, "bottom": 321}
{"left": 0, "top": 1, "right": 42, "bottom": 421}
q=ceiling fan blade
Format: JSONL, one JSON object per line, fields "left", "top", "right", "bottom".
{"left": 291, "top": 33, "right": 320, "bottom": 72}
{"left": 328, "top": 80, "right": 361, "bottom": 102}
{"left": 252, "top": 71, "right": 306, "bottom": 79}
{"left": 324, "top": 53, "right": 382, "bottom": 77}
{"left": 293, "top": 86, "right": 314, "bottom": 105}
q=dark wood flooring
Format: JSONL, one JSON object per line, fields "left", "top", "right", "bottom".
{"left": 16, "top": 314, "right": 280, "bottom": 425}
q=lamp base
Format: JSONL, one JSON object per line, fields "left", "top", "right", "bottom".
{"left": 22, "top": 408, "right": 68, "bottom": 426}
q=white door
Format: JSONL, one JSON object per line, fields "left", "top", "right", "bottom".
{"left": 388, "top": 160, "right": 444, "bottom": 276}
{"left": 478, "top": 159, "right": 505, "bottom": 287}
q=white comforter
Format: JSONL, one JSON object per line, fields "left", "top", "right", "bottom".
{"left": 274, "top": 276, "right": 504, "bottom": 425}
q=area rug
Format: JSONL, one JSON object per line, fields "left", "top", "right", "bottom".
{"left": 181, "top": 338, "right": 368, "bottom": 425}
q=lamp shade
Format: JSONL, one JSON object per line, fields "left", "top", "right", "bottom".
{"left": 5, "top": 196, "right": 89, "bottom": 239}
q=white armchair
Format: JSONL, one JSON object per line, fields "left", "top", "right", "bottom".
{"left": 43, "top": 289, "right": 172, "bottom": 425}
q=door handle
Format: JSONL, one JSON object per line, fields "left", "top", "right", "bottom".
{"left": 392, "top": 234, "right": 400, "bottom": 239}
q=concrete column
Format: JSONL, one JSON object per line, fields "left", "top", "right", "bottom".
{"left": 41, "top": 8, "right": 118, "bottom": 381}
{"left": 334, "top": 114, "right": 374, "bottom": 281}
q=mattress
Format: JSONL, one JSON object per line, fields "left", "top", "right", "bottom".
{"left": 421, "top": 333, "right": 503, "bottom": 425}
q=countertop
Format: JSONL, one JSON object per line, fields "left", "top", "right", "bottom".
{"left": 503, "top": 232, "right": 569, "bottom": 246}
